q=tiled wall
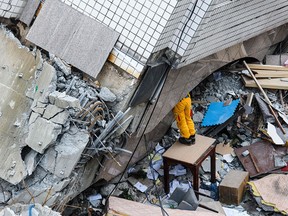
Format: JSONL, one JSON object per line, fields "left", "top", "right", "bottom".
{"left": 62, "top": 0, "right": 178, "bottom": 77}
{"left": 0, "top": 0, "right": 27, "bottom": 18}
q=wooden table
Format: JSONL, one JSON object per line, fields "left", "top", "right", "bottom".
{"left": 163, "top": 134, "right": 216, "bottom": 197}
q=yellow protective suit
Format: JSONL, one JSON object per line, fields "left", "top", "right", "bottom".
{"left": 173, "top": 95, "right": 196, "bottom": 139}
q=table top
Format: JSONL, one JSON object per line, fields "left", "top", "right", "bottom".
{"left": 163, "top": 134, "right": 216, "bottom": 164}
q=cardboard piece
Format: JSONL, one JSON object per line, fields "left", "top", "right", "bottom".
{"left": 216, "top": 143, "right": 234, "bottom": 155}
{"left": 219, "top": 170, "right": 249, "bottom": 205}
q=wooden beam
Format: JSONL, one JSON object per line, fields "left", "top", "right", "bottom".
{"left": 244, "top": 61, "right": 286, "bottom": 134}
{"left": 252, "top": 69, "right": 288, "bottom": 78}
{"left": 242, "top": 75, "right": 288, "bottom": 90}
{"left": 248, "top": 64, "right": 288, "bottom": 71}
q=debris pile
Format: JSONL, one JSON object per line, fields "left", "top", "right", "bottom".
{"left": 0, "top": 26, "right": 133, "bottom": 213}
{"left": 71, "top": 59, "right": 288, "bottom": 215}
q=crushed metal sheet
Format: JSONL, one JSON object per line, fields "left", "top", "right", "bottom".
{"left": 201, "top": 99, "right": 240, "bottom": 127}
{"left": 248, "top": 174, "right": 288, "bottom": 214}
{"left": 235, "top": 141, "right": 281, "bottom": 178}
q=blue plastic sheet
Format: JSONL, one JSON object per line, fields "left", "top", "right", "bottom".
{"left": 201, "top": 99, "right": 240, "bottom": 127}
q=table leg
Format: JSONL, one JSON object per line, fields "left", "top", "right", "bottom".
{"left": 210, "top": 147, "right": 216, "bottom": 183}
{"left": 193, "top": 166, "right": 199, "bottom": 199}
{"left": 163, "top": 157, "right": 170, "bottom": 194}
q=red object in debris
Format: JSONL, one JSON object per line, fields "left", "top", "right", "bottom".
{"left": 281, "top": 165, "right": 288, "bottom": 171}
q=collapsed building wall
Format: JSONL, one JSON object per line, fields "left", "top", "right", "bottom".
{"left": 0, "top": 26, "right": 139, "bottom": 210}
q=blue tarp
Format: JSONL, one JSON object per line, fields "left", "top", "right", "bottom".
{"left": 201, "top": 99, "right": 240, "bottom": 127}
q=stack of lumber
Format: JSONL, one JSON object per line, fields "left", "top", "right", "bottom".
{"left": 242, "top": 64, "right": 288, "bottom": 90}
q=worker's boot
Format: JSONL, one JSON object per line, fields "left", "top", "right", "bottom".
{"left": 179, "top": 137, "right": 193, "bottom": 145}
{"left": 189, "top": 135, "right": 195, "bottom": 144}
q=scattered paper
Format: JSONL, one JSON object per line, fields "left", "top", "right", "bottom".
{"left": 169, "top": 179, "right": 191, "bottom": 194}
{"left": 169, "top": 164, "right": 187, "bottom": 176}
{"left": 134, "top": 181, "right": 148, "bottom": 192}
{"left": 279, "top": 112, "right": 288, "bottom": 125}
{"left": 267, "top": 122, "right": 285, "bottom": 145}
{"left": 223, "top": 154, "right": 234, "bottom": 163}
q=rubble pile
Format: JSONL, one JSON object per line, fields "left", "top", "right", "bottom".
{"left": 70, "top": 62, "right": 288, "bottom": 215}
{"left": 0, "top": 26, "right": 132, "bottom": 213}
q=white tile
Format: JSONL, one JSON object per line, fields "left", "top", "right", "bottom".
{"left": 156, "top": 25, "right": 164, "bottom": 34}
{"left": 135, "top": 2, "right": 143, "bottom": 11}
{"left": 88, "top": 0, "right": 95, "bottom": 7}
{"left": 130, "top": 43, "right": 138, "bottom": 51}
{"left": 146, "top": 44, "right": 154, "bottom": 52}
{"left": 125, "top": 39, "right": 133, "bottom": 47}
{"left": 84, "top": 5, "right": 92, "bottom": 14}
{"left": 153, "top": 14, "right": 161, "bottom": 23}
{"left": 147, "top": 10, "right": 154, "bottom": 19}
{"left": 115, "top": 25, "right": 123, "bottom": 33}
{"left": 121, "top": 61, "right": 129, "bottom": 71}
{"left": 160, "top": 1, "right": 168, "bottom": 10}
{"left": 140, "top": 39, "right": 148, "bottom": 48}
{"left": 110, "top": 21, "right": 117, "bottom": 29}
{"left": 122, "top": 29, "right": 129, "bottom": 37}
{"left": 116, "top": 7, "right": 124, "bottom": 16}
{"left": 147, "top": 27, "right": 154, "bottom": 36}
{"left": 101, "top": 7, "right": 108, "bottom": 15}
{"left": 128, "top": 32, "right": 136, "bottom": 41}
{"left": 156, "top": 7, "right": 164, "bottom": 16}
{"left": 143, "top": 50, "right": 150, "bottom": 58}
{"left": 137, "top": 46, "right": 144, "bottom": 55}
{"left": 97, "top": 13, "right": 104, "bottom": 21}
{"left": 135, "top": 19, "right": 142, "bottom": 28}
{"left": 129, "top": 0, "right": 137, "bottom": 7}
{"left": 194, "top": 16, "right": 201, "bottom": 24}
{"left": 137, "top": 30, "right": 145, "bottom": 39}
{"left": 152, "top": 31, "right": 160, "bottom": 41}
{"left": 107, "top": 10, "right": 114, "bottom": 19}
{"left": 134, "top": 36, "right": 141, "bottom": 44}
{"left": 137, "top": 13, "right": 145, "bottom": 22}
{"left": 79, "top": 2, "right": 86, "bottom": 10}
{"left": 114, "top": 58, "right": 123, "bottom": 67}
{"left": 163, "top": 11, "right": 171, "bottom": 20}
{"left": 122, "top": 11, "right": 129, "bottom": 20}
{"left": 119, "top": 18, "right": 127, "bottom": 26}
{"left": 144, "top": 0, "right": 152, "bottom": 8}
{"left": 109, "top": 4, "right": 117, "bottom": 12}
{"left": 141, "top": 6, "right": 149, "bottom": 15}
{"left": 125, "top": 22, "right": 132, "bottom": 30}
{"left": 131, "top": 9, "right": 139, "bottom": 18}
{"left": 140, "top": 23, "right": 148, "bottom": 32}
{"left": 103, "top": 17, "right": 111, "bottom": 25}
{"left": 143, "top": 34, "right": 151, "bottom": 43}
{"left": 131, "top": 26, "right": 138, "bottom": 34}
{"left": 119, "top": 1, "right": 127, "bottom": 10}
{"left": 128, "top": 16, "right": 136, "bottom": 24}
{"left": 104, "top": 1, "right": 111, "bottom": 8}
{"left": 150, "top": 3, "right": 158, "bottom": 13}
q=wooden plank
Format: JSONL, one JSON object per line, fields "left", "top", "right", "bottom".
{"left": 248, "top": 64, "right": 288, "bottom": 71}
{"left": 253, "top": 69, "right": 288, "bottom": 78}
{"left": 242, "top": 75, "right": 288, "bottom": 90}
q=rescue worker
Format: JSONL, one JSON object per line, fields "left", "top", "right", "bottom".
{"left": 173, "top": 93, "right": 196, "bottom": 145}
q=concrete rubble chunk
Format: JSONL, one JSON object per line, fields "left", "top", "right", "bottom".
{"left": 24, "top": 150, "right": 38, "bottom": 176}
{"left": 49, "top": 91, "right": 81, "bottom": 109}
{"left": 40, "top": 127, "right": 89, "bottom": 178}
{"left": 28, "top": 112, "right": 40, "bottom": 125}
{"left": 50, "top": 110, "right": 70, "bottom": 125}
{"left": 43, "top": 104, "right": 64, "bottom": 119}
{"left": 26, "top": 62, "right": 57, "bottom": 104}
{"left": 53, "top": 56, "right": 71, "bottom": 76}
{"left": 0, "top": 203, "right": 61, "bottom": 216}
{"left": 98, "top": 87, "right": 117, "bottom": 102}
{"left": 25, "top": 117, "right": 62, "bottom": 154}
{"left": 32, "top": 102, "right": 47, "bottom": 115}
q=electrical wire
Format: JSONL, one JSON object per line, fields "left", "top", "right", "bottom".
{"left": 104, "top": 65, "right": 171, "bottom": 215}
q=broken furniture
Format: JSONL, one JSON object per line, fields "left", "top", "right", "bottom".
{"left": 235, "top": 141, "right": 282, "bottom": 177}
{"left": 219, "top": 170, "right": 249, "bottom": 205}
{"left": 163, "top": 134, "right": 216, "bottom": 197}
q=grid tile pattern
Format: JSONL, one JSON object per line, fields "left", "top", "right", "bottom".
{"left": 62, "top": 0, "right": 177, "bottom": 76}
{"left": 0, "top": 0, "right": 27, "bottom": 18}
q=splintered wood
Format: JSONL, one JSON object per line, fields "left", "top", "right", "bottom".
{"left": 242, "top": 64, "right": 288, "bottom": 90}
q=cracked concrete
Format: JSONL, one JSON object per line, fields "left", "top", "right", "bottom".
{"left": 40, "top": 127, "right": 89, "bottom": 178}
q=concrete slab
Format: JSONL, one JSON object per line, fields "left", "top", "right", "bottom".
{"left": 20, "top": 0, "right": 40, "bottom": 26}
{"left": 26, "top": 0, "right": 119, "bottom": 78}
{"left": 40, "top": 127, "right": 89, "bottom": 178}
{"left": 0, "top": 28, "right": 42, "bottom": 185}
{"left": 49, "top": 91, "right": 81, "bottom": 109}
